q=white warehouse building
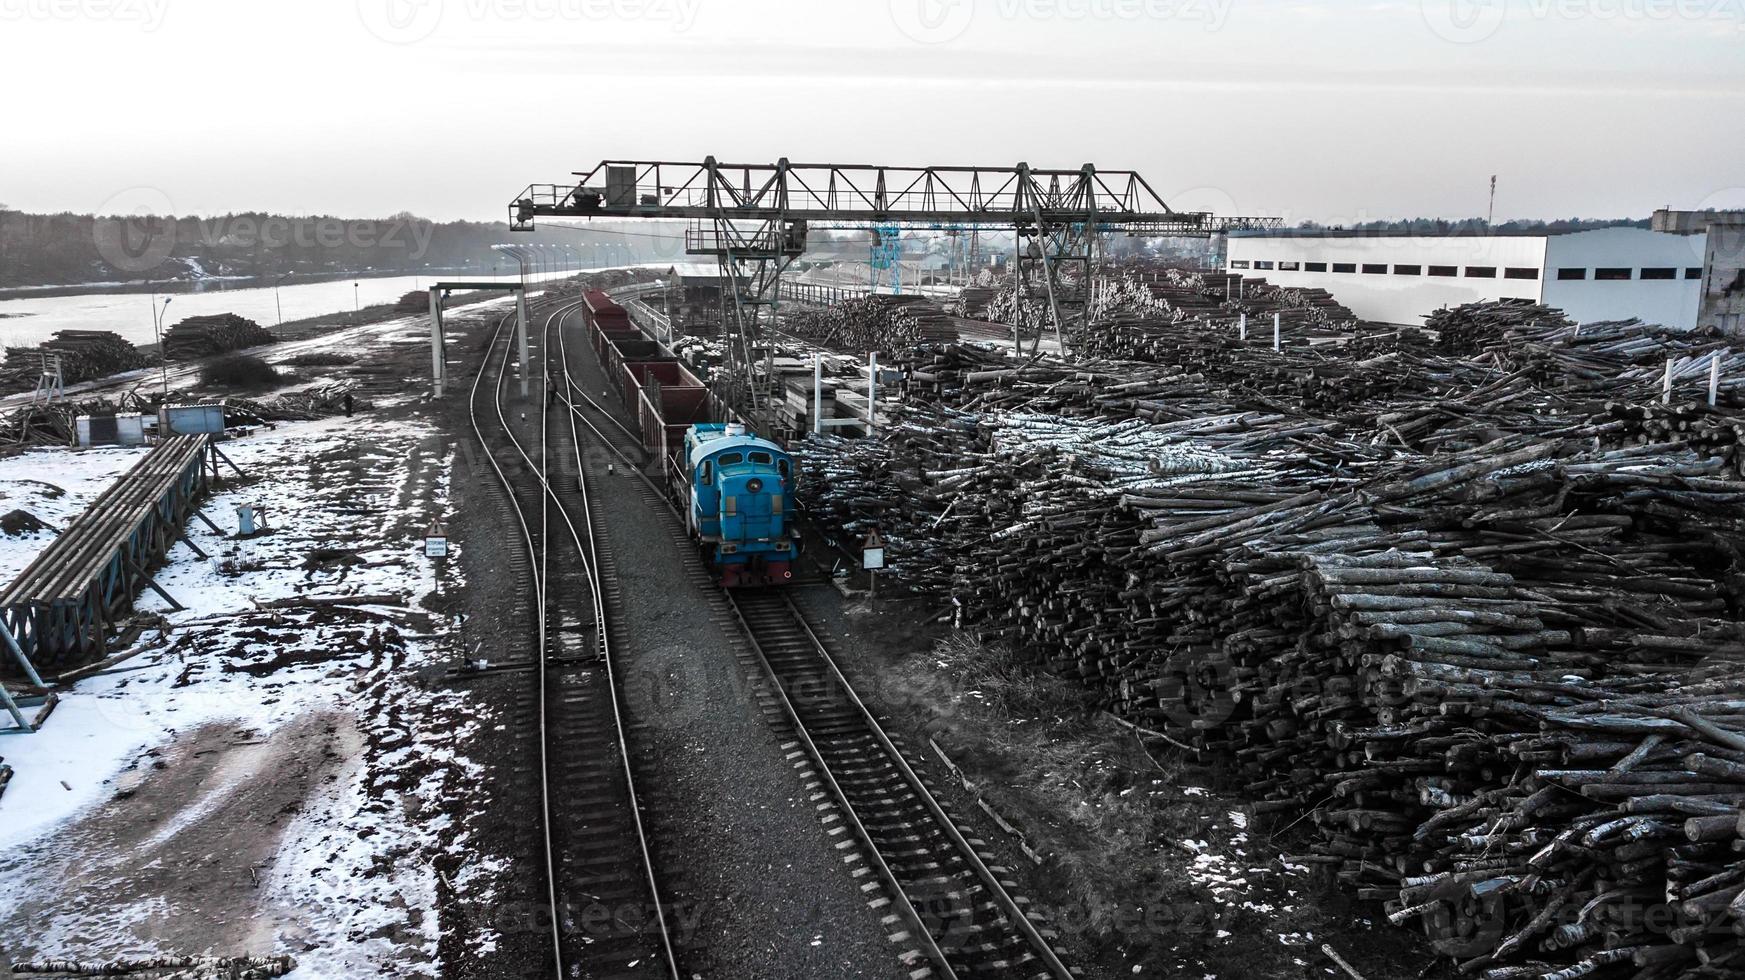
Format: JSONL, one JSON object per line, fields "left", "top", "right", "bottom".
{"left": 1226, "top": 228, "right": 1708, "bottom": 329}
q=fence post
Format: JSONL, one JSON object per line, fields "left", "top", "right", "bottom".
{"left": 813, "top": 353, "right": 824, "bottom": 435}
{"left": 868, "top": 351, "right": 878, "bottom": 431}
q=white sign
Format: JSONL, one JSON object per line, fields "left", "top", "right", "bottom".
{"left": 425, "top": 519, "right": 449, "bottom": 558}
{"left": 862, "top": 528, "right": 886, "bottom": 570}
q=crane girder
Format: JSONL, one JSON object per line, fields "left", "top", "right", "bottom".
{"left": 509, "top": 158, "right": 1279, "bottom": 235}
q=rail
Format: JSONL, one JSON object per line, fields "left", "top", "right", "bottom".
{"left": 466, "top": 298, "right": 677, "bottom": 979}
{"left": 553, "top": 292, "right": 1076, "bottom": 980}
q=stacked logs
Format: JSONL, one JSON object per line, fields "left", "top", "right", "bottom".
{"left": 3, "top": 330, "right": 150, "bottom": 389}
{"left": 1428, "top": 299, "right": 1574, "bottom": 356}
{"left": 162, "top": 313, "right": 275, "bottom": 360}
{"left": 9, "top": 956, "right": 297, "bottom": 979}
{"left": 797, "top": 381, "right": 1745, "bottom": 975}
{"left": 786, "top": 296, "right": 936, "bottom": 352}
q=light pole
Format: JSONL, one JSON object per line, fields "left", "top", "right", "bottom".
{"left": 153, "top": 297, "right": 172, "bottom": 398}
{"left": 353, "top": 281, "right": 360, "bottom": 314}
{"left": 274, "top": 273, "right": 290, "bottom": 326}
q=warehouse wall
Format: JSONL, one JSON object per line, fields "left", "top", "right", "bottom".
{"left": 1229, "top": 230, "right": 1708, "bottom": 329}
{"left": 1226, "top": 235, "right": 1547, "bottom": 326}
{"left": 1541, "top": 229, "right": 1706, "bottom": 330}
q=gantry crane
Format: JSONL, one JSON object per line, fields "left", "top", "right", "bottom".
{"left": 509, "top": 157, "right": 1278, "bottom": 416}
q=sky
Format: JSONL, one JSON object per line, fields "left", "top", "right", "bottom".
{"left": 3, "top": 0, "right": 1743, "bottom": 226}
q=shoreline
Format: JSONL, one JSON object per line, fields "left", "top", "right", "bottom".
{"left": 0, "top": 266, "right": 501, "bottom": 302}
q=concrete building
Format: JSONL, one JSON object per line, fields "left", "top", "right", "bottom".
{"left": 1226, "top": 228, "right": 1708, "bottom": 329}
{"left": 1651, "top": 209, "right": 1745, "bottom": 335}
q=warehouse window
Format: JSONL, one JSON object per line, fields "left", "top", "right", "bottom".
{"left": 1362, "top": 263, "right": 1388, "bottom": 275}
{"left": 1640, "top": 267, "right": 1676, "bottom": 280}
{"left": 1505, "top": 268, "right": 1539, "bottom": 280}
{"left": 1332, "top": 263, "right": 1356, "bottom": 274}
{"left": 1687, "top": 268, "right": 1703, "bottom": 279}
{"left": 1428, "top": 265, "right": 1458, "bottom": 277}
{"left": 1305, "top": 262, "right": 1328, "bottom": 273}
{"left": 1595, "top": 268, "right": 1632, "bottom": 280}
{"left": 1557, "top": 268, "right": 1587, "bottom": 280}
{"left": 1254, "top": 260, "right": 1275, "bottom": 270}
{"left": 1230, "top": 260, "right": 1250, "bottom": 270}
{"left": 1279, "top": 261, "right": 1301, "bottom": 271}
{"left": 1466, "top": 267, "right": 1498, "bottom": 278}
{"left": 1394, "top": 265, "right": 1422, "bottom": 276}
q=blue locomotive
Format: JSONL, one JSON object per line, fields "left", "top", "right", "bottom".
{"left": 681, "top": 422, "right": 799, "bottom": 587}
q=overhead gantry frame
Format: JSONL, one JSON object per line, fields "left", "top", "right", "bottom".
{"left": 509, "top": 158, "right": 1279, "bottom": 415}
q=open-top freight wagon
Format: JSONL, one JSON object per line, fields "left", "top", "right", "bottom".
{"left": 578, "top": 290, "right": 799, "bottom": 586}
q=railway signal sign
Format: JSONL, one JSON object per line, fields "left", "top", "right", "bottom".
{"left": 862, "top": 529, "right": 886, "bottom": 570}
{"left": 425, "top": 519, "right": 450, "bottom": 558}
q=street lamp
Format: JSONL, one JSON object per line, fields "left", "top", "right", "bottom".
{"left": 152, "top": 297, "right": 172, "bottom": 398}
{"left": 353, "top": 281, "right": 360, "bottom": 314}
{"left": 274, "top": 273, "right": 291, "bottom": 326}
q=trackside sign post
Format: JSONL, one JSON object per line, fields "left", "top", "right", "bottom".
{"left": 863, "top": 528, "right": 886, "bottom": 608}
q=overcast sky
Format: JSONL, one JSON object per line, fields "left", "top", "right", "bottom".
{"left": 4, "top": 0, "right": 1743, "bottom": 225}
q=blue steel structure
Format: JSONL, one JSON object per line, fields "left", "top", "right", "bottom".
{"left": 869, "top": 223, "right": 903, "bottom": 294}
{"left": 681, "top": 423, "right": 798, "bottom": 587}
{"left": 0, "top": 434, "right": 213, "bottom": 717}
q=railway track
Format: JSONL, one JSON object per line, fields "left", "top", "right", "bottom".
{"left": 467, "top": 297, "right": 679, "bottom": 980}
{"left": 552, "top": 291, "right": 1078, "bottom": 980}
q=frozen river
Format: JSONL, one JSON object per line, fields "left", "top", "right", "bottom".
{"left": 0, "top": 269, "right": 577, "bottom": 349}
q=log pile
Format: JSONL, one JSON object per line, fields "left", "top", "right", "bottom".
{"left": 798, "top": 326, "right": 1745, "bottom": 975}
{"left": 10, "top": 956, "right": 297, "bottom": 979}
{"left": 1427, "top": 298, "right": 1574, "bottom": 356}
{"left": 162, "top": 314, "right": 275, "bottom": 360}
{"left": 3, "top": 330, "right": 151, "bottom": 389}
{"left": 0, "top": 394, "right": 154, "bottom": 449}
{"left": 786, "top": 296, "right": 930, "bottom": 352}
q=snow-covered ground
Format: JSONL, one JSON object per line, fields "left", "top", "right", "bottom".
{"left": 0, "top": 414, "right": 495, "bottom": 976}
{"left": 0, "top": 445, "right": 149, "bottom": 581}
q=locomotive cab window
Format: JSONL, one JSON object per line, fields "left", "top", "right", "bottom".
{"left": 778, "top": 459, "right": 790, "bottom": 479}
{"left": 699, "top": 462, "right": 713, "bottom": 485}
{"left": 749, "top": 452, "right": 772, "bottom": 464}
{"left": 718, "top": 453, "right": 744, "bottom": 466}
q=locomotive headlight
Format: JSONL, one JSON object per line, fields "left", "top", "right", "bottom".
{"left": 746, "top": 478, "right": 764, "bottom": 494}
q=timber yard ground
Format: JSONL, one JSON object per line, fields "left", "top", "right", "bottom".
{"left": 6, "top": 260, "right": 1745, "bottom": 980}
{"left": 0, "top": 273, "right": 1456, "bottom": 980}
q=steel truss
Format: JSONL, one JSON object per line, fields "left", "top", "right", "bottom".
{"left": 509, "top": 158, "right": 1278, "bottom": 413}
